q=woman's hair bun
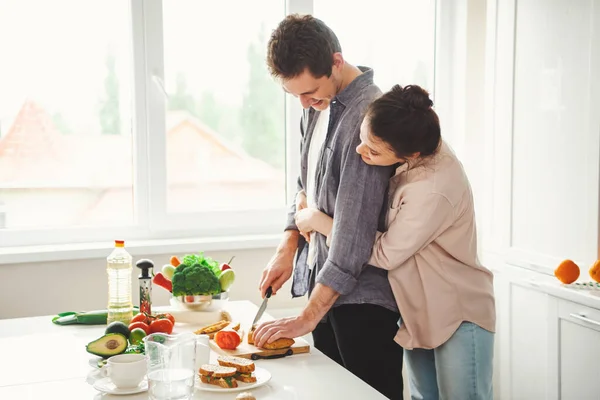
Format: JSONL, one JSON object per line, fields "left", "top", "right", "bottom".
{"left": 388, "top": 84, "right": 433, "bottom": 111}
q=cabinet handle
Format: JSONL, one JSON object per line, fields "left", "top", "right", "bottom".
{"left": 569, "top": 313, "right": 600, "bottom": 327}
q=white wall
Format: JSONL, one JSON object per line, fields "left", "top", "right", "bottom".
{"left": 0, "top": 247, "right": 307, "bottom": 319}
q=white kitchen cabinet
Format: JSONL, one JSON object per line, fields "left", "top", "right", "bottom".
{"left": 494, "top": 273, "right": 600, "bottom": 400}
{"left": 547, "top": 299, "right": 600, "bottom": 400}
{"left": 507, "top": 282, "right": 551, "bottom": 399}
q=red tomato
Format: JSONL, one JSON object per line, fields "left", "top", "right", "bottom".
{"left": 214, "top": 329, "right": 241, "bottom": 350}
{"left": 158, "top": 313, "right": 175, "bottom": 325}
{"left": 150, "top": 318, "right": 174, "bottom": 335}
{"left": 220, "top": 263, "right": 232, "bottom": 271}
{"left": 128, "top": 321, "right": 150, "bottom": 335}
{"left": 131, "top": 313, "right": 149, "bottom": 324}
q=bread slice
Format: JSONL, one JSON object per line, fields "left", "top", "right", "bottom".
{"left": 217, "top": 355, "right": 257, "bottom": 383}
{"left": 198, "top": 364, "right": 221, "bottom": 376}
{"left": 199, "top": 364, "right": 236, "bottom": 376}
{"left": 212, "top": 366, "right": 237, "bottom": 378}
{"left": 261, "top": 337, "right": 295, "bottom": 350}
{"left": 195, "top": 320, "right": 241, "bottom": 339}
{"left": 247, "top": 325, "right": 256, "bottom": 345}
{"left": 235, "top": 372, "right": 257, "bottom": 384}
{"left": 248, "top": 325, "right": 295, "bottom": 349}
{"left": 195, "top": 320, "right": 230, "bottom": 335}
{"left": 217, "top": 356, "right": 255, "bottom": 373}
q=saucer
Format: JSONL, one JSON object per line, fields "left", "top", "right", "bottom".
{"left": 93, "top": 377, "right": 148, "bottom": 395}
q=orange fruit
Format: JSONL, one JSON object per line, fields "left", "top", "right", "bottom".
{"left": 554, "top": 259, "right": 580, "bottom": 284}
{"left": 589, "top": 260, "right": 600, "bottom": 283}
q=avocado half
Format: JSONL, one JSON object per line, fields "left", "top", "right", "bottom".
{"left": 86, "top": 333, "right": 128, "bottom": 358}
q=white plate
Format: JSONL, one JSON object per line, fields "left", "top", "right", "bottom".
{"left": 93, "top": 377, "right": 148, "bottom": 395}
{"left": 195, "top": 366, "right": 271, "bottom": 393}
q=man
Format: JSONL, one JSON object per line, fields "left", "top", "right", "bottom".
{"left": 255, "top": 14, "right": 403, "bottom": 399}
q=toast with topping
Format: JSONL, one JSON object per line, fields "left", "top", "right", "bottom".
{"left": 198, "top": 364, "right": 238, "bottom": 388}
{"left": 217, "top": 355, "right": 257, "bottom": 383}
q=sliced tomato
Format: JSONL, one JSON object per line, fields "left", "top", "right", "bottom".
{"left": 214, "top": 329, "right": 241, "bottom": 350}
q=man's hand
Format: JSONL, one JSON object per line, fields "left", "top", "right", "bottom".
{"left": 295, "top": 191, "right": 311, "bottom": 242}
{"left": 254, "top": 283, "right": 340, "bottom": 347}
{"left": 259, "top": 230, "right": 298, "bottom": 297}
{"left": 253, "top": 314, "right": 318, "bottom": 348}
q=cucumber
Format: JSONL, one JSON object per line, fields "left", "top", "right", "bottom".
{"left": 52, "top": 308, "right": 139, "bottom": 325}
{"left": 78, "top": 310, "right": 112, "bottom": 325}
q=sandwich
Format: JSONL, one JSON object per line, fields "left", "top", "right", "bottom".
{"left": 195, "top": 320, "right": 240, "bottom": 339}
{"left": 248, "top": 325, "right": 295, "bottom": 349}
{"left": 198, "top": 364, "right": 238, "bottom": 388}
{"left": 217, "top": 355, "right": 256, "bottom": 383}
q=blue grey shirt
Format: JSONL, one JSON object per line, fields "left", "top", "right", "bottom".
{"left": 286, "top": 67, "right": 398, "bottom": 313}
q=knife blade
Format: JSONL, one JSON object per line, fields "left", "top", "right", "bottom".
{"left": 252, "top": 286, "right": 272, "bottom": 326}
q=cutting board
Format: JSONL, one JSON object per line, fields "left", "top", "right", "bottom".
{"left": 209, "top": 326, "right": 311, "bottom": 360}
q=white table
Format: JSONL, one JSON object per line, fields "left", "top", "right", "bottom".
{"left": 0, "top": 300, "right": 387, "bottom": 399}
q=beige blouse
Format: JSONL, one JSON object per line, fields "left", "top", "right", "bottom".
{"left": 369, "top": 141, "right": 496, "bottom": 350}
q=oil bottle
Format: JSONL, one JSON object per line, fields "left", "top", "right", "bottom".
{"left": 106, "top": 240, "right": 133, "bottom": 324}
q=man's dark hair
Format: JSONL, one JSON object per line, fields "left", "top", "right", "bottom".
{"left": 267, "top": 14, "right": 342, "bottom": 80}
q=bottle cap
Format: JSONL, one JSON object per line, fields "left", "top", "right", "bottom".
{"left": 136, "top": 259, "right": 154, "bottom": 278}
{"left": 115, "top": 240, "right": 125, "bottom": 247}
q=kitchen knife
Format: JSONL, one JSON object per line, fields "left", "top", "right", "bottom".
{"left": 252, "top": 286, "right": 272, "bottom": 326}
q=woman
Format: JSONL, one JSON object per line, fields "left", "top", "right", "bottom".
{"left": 295, "top": 84, "right": 496, "bottom": 400}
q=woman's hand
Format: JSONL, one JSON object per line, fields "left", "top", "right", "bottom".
{"left": 295, "top": 191, "right": 311, "bottom": 242}
{"left": 295, "top": 190, "right": 307, "bottom": 213}
{"left": 295, "top": 207, "right": 321, "bottom": 234}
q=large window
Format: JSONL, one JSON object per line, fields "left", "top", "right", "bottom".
{"left": 0, "top": 1, "right": 135, "bottom": 230}
{"left": 162, "top": 1, "right": 286, "bottom": 214}
{"left": 0, "top": 0, "right": 437, "bottom": 248}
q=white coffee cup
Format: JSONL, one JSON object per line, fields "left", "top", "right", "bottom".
{"left": 100, "top": 354, "right": 147, "bottom": 388}
{"left": 195, "top": 334, "right": 211, "bottom": 371}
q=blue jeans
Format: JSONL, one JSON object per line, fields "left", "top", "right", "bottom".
{"left": 404, "top": 321, "right": 494, "bottom": 400}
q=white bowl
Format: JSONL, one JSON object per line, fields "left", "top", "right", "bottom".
{"left": 170, "top": 291, "right": 229, "bottom": 312}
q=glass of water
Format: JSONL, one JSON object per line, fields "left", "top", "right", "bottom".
{"left": 144, "top": 332, "right": 197, "bottom": 400}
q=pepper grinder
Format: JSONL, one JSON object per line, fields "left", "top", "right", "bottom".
{"left": 136, "top": 259, "right": 154, "bottom": 315}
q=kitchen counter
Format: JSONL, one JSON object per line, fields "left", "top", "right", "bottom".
{"left": 501, "top": 267, "right": 600, "bottom": 310}
{"left": 0, "top": 300, "right": 387, "bottom": 400}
